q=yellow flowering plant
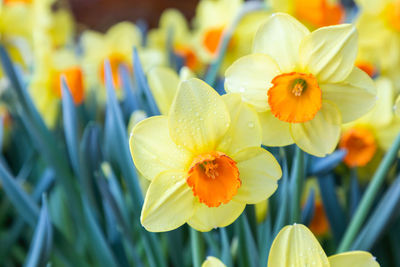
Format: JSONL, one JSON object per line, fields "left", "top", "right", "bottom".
{"left": 225, "top": 13, "right": 376, "bottom": 157}
{"left": 130, "top": 78, "right": 282, "bottom": 231}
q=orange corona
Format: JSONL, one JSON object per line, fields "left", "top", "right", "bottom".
{"left": 187, "top": 152, "right": 241, "bottom": 207}
{"left": 268, "top": 72, "right": 322, "bottom": 123}
{"left": 174, "top": 44, "right": 199, "bottom": 70}
{"left": 294, "top": 0, "right": 344, "bottom": 27}
{"left": 53, "top": 67, "right": 84, "bottom": 105}
{"left": 99, "top": 53, "right": 128, "bottom": 89}
{"left": 340, "top": 126, "right": 377, "bottom": 167}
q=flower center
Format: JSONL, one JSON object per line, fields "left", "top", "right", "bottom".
{"left": 53, "top": 67, "right": 84, "bottom": 105}
{"left": 99, "top": 53, "right": 128, "bottom": 89}
{"left": 339, "top": 126, "right": 377, "bottom": 167}
{"left": 294, "top": 0, "right": 344, "bottom": 27}
{"left": 202, "top": 26, "right": 226, "bottom": 55}
{"left": 4, "top": 0, "right": 31, "bottom": 4}
{"left": 187, "top": 151, "right": 241, "bottom": 208}
{"left": 385, "top": 1, "right": 400, "bottom": 32}
{"left": 356, "top": 60, "right": 377, "bottom": 78}
{"left": 268, "top": 72, "right": 322, "bottom": 123}
{"left": 174, "top": 44, "right": 198, "bottom": 70}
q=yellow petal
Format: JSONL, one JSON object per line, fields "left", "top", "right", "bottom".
{"left": 202, "top": 256, "right": 227, "bottom": 267}
{"left": 232, "top": 147, "right": 281, "bottom": 204}
{"left": 259, "top": 110, "right": 294, "bottom": 146}
{"left": 217, "top": 94, "right": 262, "bottom": 155}
{"left": 361, "top": 76, "right": 392, "bottom": 126}
{"left": 106, "top": 21, "right": 142, "bottom": 53}
{"left": 300, "top": 24, "right": 357, "bottom": 83}
{"left": 290, "top": 101, "right": 341, "bottom": 157}
{"left": 224, "top": 54, "right": 280, "bottom": 112}
{"left": 169, "top": 78, "right": 230, "bottom": 154}
{"left": 321, "top": 67, "right": 376, "bottom": 123}
{"left": 147, "top": 67, "right": 180, "bottom": 115}
{"left": 328, "top": 251, "right": 380, "bottom": 267}
{"left": 141, "top": 171, "right": 196, "bottom": 232}
{"left": 253, "top": 13, "right": 309, "bottom": 72}
{"left": 188, "top": 200, "right": 245, "bottom": 232}
{"left": 268, "top": 224, "right": 329, "bottom": 267}
{"left": 159, "top": 8, "right": 189, "bottom": 40}
{"left": 375, "top": 119, "right": 400, "bottom": 151}
{"left": 130, "top": 116, "right": 191, "bottom": 180}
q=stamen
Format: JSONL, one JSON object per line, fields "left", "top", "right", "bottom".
{"left": 291, "top": 79, "right": 307, "bottom": 96}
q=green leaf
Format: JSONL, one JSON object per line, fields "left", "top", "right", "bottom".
{"left": 24, "top": 196, "right": 53, "bottom": 267}
{"left": 239, "top": 215, "right": 259, "bottom": 267}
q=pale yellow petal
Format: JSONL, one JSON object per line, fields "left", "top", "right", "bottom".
{"left": 290, "top": 101, "right": 341, "bottom": 157}
{"left": 328, "top": 251, "right": 380, "bottom": 267}
{"left": 169, "top": 78, "right": 230, "bottom": 153}
{"left": 217, "top": 94, "right": 262, "bottom": 155}
{"left": 106, "top": 21, "right": 142, "bottom": 55}
{"left": 188, "top": 201, "right": 245, "bottom": 232}
{"left": 253, "top": 13, "right": 310, "bottom": 72}
{"left": 259, "top": 110, "right": 294, "bottom": 146}
{"left": 147, "top": 67, "right": 180, "bottom": 115}
{"left": 361, "top": 76, "right": 392, "bottom": 126}
{"left": 268, "top": 224, "right": 329, "bottom": 267}
{"left": 202, "top": 256, "right": 227, "bottom": 267}
{"left": 232, "top": 147, "right": 281, "bottom": 204}
{"left": 130, "top": 116, "right": 191, "bottom": 180}
{"left": 224, "top": 54, "right": 280, "bottom": 112}
{"left": 141, "top": 171, "right": 196, "bottom": 232}
{"left": 300, "top": 24, "right": 357, "bottom": 83}
{"left": 321, "top": 67, "right": 376, "bottom": 123}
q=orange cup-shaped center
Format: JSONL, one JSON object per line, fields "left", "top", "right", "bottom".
{"left": 174, "top": 44, "right": 199, "bottom": 70}
{"left": 53, "top": 67, "right": 85, "bottom": 105}
{"left": 339, "top": 126, "right": 377, "bottom": 167}
{"left": 202, "top": 26, "right": 226, "bottom": 55}
{"left": 309, "top": 200, "right": 329, "bottom": 236}
{"left": 187, "top": 151, "right": 241, "bottom": 207}
{"left": 386, "top": 1, "right": 400, "bottom": 32}
{"left": 268, "top": 72, "right": 322, "bottom": 123}
{"left": 356, "top": 61, "right": 377, "bottom": 78}
{"left": 4, "top": 0, "right": 32, "bottom": 4}
{"left": 99, "top": 53, "right": 127, "bottom": 89}
{"left": 294, "top": 0, "right": 344, "bottom": 27}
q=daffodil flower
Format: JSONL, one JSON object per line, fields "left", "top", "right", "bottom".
{"left": 225, "top": 13, "right": 376, "bottom": 157}
{"left": 269, "top": 224, "right": 380, "bottom": 267}
{"left": 202, "top": 256, "right": 226, "bottom": 267}
{"left": 130, "top": 78, "right": 282, "bottom": 232}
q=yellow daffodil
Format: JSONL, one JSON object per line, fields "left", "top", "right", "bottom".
{"left": 81, "top": 21, "right": 164, "bottom": 91}
{"left": 30, "top": 48, "right": 84, "bottom": 127}
{"left": 269, "top": 0, "right": 345, "bottom": 29}
{"left": 130, "top": 78, "right": 282, "bottom": 232}
{"left": 202, "top": 256, "right": 226, "bottom": 267}
{"left": 356, "top": 0, "right": 400, "bottom": 72}
{"left": 340, "top": 77, "right": 400, "bottom": 167}
{"left": 269, "top": 224, "right": 380, "bottom": 267}
{"left": 225, "top": 13, "right": 376, "bottom": 157}
{"left": 148, "top": 9, "right": 200, "bottom": 71}
{"left": 193, "top": 0, "right": 243, "bottom": 62}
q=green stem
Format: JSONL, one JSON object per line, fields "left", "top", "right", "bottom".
{"left": 290, "top": 146, "right": 305, "bottom": 223}
{"left": 337, "top": 132, "right": 400, "bottom": 253}
{"left": 190, "top": 228, "right": 203, "bottom": 267}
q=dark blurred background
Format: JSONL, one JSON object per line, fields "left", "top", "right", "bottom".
{"left": 68, "top": 0, "right": 199, "bottom": 32}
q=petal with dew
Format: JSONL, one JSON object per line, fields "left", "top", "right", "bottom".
{"left": 188, "top": 200, "right": 245, "bottom": 232}
{"left": 147, "top": 67, "right": 180, "bottom": 115}
{"left": 268, "top": 224, "right": 329, "bottom": 267}
{"left": 141, "top": 170, "right": 196, "bottom": 232}
{"left": 300, "top": 24, "right": 357, "bottom": 83}
{"left": 290, "top": 101, "right": 341, "bottom": 157}
{"left": 224, "top": 54, "right": 280, "bottom": 112}
{"left": 232, "top": 147, "right": 281, "bottom": 204}
{"left": 130, "top": 116, "right": 191, "bottom": 180}
{"left": 328, "top": 251, "right": 380, "bottom": 267}
{"left": 217, "top": 94, "right": 262, "bottom": 155}
{"left": 253, "top": 13, "right": 310, "bottom": 72}
{"left": 321, "top": 67, "right": 376, "bottom": 123}
{"left": 259, "top": 110, "right": 294, "bottom": 147}
{"left": 169, "top": 78, "right": 230, "bottom": 153}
